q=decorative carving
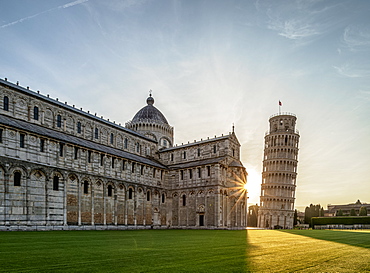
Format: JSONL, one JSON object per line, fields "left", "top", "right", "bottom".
{"left": 34, "top": 171, "right": 42, "bottom": 179}
{"left": 197, "top": 205, "right": 205, "bottom": 213}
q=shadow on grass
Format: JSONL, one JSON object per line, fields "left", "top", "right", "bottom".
{"left": 281, "top": 229, "right": 370, "bottom": 249}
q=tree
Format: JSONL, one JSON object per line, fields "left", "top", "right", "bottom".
{"left": 359, "top": 206, "right": 368, "bottom": 216}
{"left": 304, "top": 204, "right": 324, "bottom": 227}
{"left": 336, "top": 209, "right": 343, "bottom": 216}
{"left": 293, "top": 209, "right": 298, "bottom": 226}
{"left": 320, "top": 207, "right": 325, "bottom": 217}
{"left": 350, "top": 209, "right": 357, "bottom": 216}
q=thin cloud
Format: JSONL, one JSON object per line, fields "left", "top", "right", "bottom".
{"left": 358, "top": 90, "right": 370, "bottom": 101}
{"left": 261, "top": 0, "right": 344, "bottom": 45}
{"left": 268, "top": 18, "right": 319, "bottom": 40}
{"left": 333, "top": 64, "right": 370, "bottom": 78}
{"left": 0, "top": 0, "right": 88, "bottom": 29}
{"left": 101, "top": 0, "right": 149, "bottom": 12}
{"left": 342, "top": 25, "right": 370, "bottom": 52}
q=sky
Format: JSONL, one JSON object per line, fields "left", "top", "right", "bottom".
{"left": 0, "top": 0, "right": 369, "bottom": 211}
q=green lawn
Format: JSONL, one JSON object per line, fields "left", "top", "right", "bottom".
{"left": 248, "top": 229, "right": 370, "bottom": 272}
{"left": 0, "top": 229, "right": 369, "bottom": 272}
{"left": 0, "top": 230, "right": 247, "bottom": 272}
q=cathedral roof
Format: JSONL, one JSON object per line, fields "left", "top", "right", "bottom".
{"left": 168, "top": 157, "right": 227, "bottom": 169}
{"left": 0, "top": 79, "right": 153, "bottom": 142}
{"left": 131, "top": 94, "right": 169, "bottom": 125}
{"left": 0, "top": 114, "right": 167, "bottom": 169}
{"left": 228, "top": 160, "right": 244, "bottom": 168}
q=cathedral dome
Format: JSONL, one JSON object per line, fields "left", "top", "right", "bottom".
{"left": 132, "top": 94, "right": 169, "bottom": 125}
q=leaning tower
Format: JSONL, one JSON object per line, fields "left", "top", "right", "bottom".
{"left": 258, "top": 113, "right": 300, "bottom": 229}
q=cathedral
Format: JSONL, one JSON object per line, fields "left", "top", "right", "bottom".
{"left": 0, "top": 78, "right": 248, "bottom": 230}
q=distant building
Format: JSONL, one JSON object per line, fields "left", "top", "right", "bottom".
{"left": 296, "top": 211, "right": 305, "bottom": 224}
{"left": 0, "top": 78, "right": 248, "bottom": 230}
{"left": 327, "top": 200, "right": 370, "bottom": 216}
{"left": 258, "top": 113, "right": 300, "bottom": 229}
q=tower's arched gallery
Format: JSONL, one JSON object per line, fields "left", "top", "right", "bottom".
{"left": 0, "top": 78, "right": 248, "bottom": 230}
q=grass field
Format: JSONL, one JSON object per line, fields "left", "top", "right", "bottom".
{"left": 0, "top": 229, "right": 369, "bottom": 272}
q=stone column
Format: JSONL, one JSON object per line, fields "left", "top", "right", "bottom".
{"left": 134, "top": 186, "right": 137, "bottom": 226}
{"left": 45, "top": 176, "right": 49, "bottom": 226}
{"left": 78, "top": 182, "right": 81, "bottom": 226}
{"left": 114, "top": 190, "right": 117, "bottom": 225}
{"left": 91, "top": 186, "right": 95, "bottom": 226}
{"left": 4, "top": 172, "right": 9, "bottom": 226}
{"left": 63, "top": 175, "right": 67, "bottom": 226}
{"left": 26, "top": 174, "right": 31, "bottom": 226}
{"left": 124, "top": 188, "right": 128, "bottom": 225}
{"left": 103, "top": 183, "right": 106, "bottom": 225}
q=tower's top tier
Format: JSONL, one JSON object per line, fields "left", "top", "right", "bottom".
{"left": 268, "top": 113, "right": 298, "bottom": 134}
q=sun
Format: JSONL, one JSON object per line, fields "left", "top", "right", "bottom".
{"left": 243, "top": 183, "right": 248, "bottom": 190}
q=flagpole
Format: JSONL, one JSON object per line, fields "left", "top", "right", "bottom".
{"left": 279, "top": 101, "right": 281, "bottom": 115}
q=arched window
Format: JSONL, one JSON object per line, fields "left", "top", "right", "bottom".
{"left": 3, "top": 96, "right": 9, "bottom": 111}
{"left": 94, "top": 128, "right": 99, "bottom": 139}
{"left": 110, "top": 133, "right": 114, "bottom": 144}
{"left": 147, "top": 191, "right": 151, "bottom": 201}
{"left": 33, "top": 106, "right": 39, "bottom": 120}
{"left": 136, "top": 142, "right": 140, "bottom": 153}
{"left": 57, "top": 115, "right": 62, "bottom": 127}
{"left": 77, "top": 122, "right": 81, "bottom": 134}
{"left": 182, "top": 195, "right": 186, "bottom": 206}
{"left": 100, "top": 154, "right": 104, "bottom": 166}
{"left": 20, "top": 133, "right": 25, "bottom": 148}
{"left": 128, "top": 188, "right": 133, "bottom": 199}
{"left": 161, "top": 193, "right": 165, "bottom": 203}
{"left": 53, "top": 176, "right": 59, "bottom": 191}
{"left": 14, "top": 171, "right": 21, "bottom": 186}
{"left": 59, "top": 143, "right": 64, "bottom": 157}
{"left": 131, "top": 162, "right": 135, "bottom": 173}
{"left": 83, "top": 181, "right": 89, "bottom": 194}
{"left": 40, "top": 139, "right": 45, "bottom": 152}
{"left": 198, "top": 167, "right": 201, "bottom": 178}
{"left": 183, "top": 151, "right": 186, "bottom": 159}
{"left": 124, "top": 138, "right": 128, "bottom": 149}
{"left": 88, "top": 151, "right": 92, "bottom": 163}
{"left": 74, "top": 147, "right": 79, "bottom": 159}
{"left": 213, "top": 145, "right": 216, "bottom": 153}
{"left": 197, "top": 148, "right": 201, "bottom": 157}
{"left": 107, "top": 185, "right": 113, "bottom": 197}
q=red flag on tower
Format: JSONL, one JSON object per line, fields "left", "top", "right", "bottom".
{"left": 279, "top": 100, "right": 282, "bottom": 106}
